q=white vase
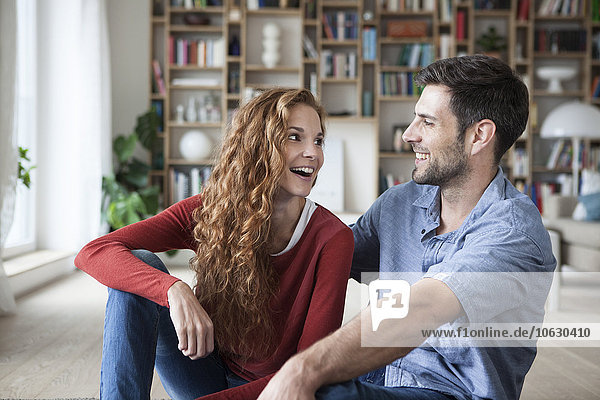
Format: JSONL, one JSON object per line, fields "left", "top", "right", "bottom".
{"left": 179, "top": 130, "right": 213, "bottom": 160}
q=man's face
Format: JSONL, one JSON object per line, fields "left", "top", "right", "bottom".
{"left": 402, "top": 85, "right": 471, "bottom": 188}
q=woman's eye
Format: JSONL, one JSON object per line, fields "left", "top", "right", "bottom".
{"left": 314, "top": 138, "right": 324, "bottom": 146}
{"left": 288, "top": 133, "right": 300, "bottom": 141}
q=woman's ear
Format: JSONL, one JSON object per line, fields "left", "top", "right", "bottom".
{"left": 469, "top": 119, "right": 496, "bottom": 156}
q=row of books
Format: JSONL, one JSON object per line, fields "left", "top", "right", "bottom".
{"left": 512, "top": 148, "right": 529, "bottom": 177}
{"left": 529, "top": 181, "right": 559, "bottom": 214}
{"left": 546, "top": 139, "right": 573, "bottom": 169}
{"left": 439, "top": 0, "right": 452, "bottom": 23}
{"left": 546, "top": 140, "right": 600, "bottom": 170}
{"left": 380, "top": 72, "right": 422, "bottom": 96}
{"left": 362, "top": 27, "right": 377, "bottom": 61}
{"left": 589, "top": 75, "right": 600, "bottom": 98}
{"left": 170, "top": 167, "right": 212, "bottom": 204}
{"left": 168, "top": 36, "right": 225, "bottom": 67}
{"left": 538, "top": 0, "right": 584, "bottom": 16}
{"left": 534, "top": 29, "right": 586, "bottom": 52}
{"left": 170, "top": 0, "right": 223, "bottom": 7}
{"left": 320, "top": 51, "right": 357, "bottom": 78}
{"left": 381, "top": 0, "right": 435, "bottom": 12}
{"left": 395, "top": 43, "right": 435, "bottom": 68}
{"left": 322, "top": 12, "right": 359, "bottom": 41}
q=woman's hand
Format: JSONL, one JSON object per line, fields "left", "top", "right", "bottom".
{"left": 167, "top": 280, "right": 214, "bottom": 359}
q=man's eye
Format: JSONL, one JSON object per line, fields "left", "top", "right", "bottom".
{"left": 423, "top": 120, "right": 433, "bottom": 126}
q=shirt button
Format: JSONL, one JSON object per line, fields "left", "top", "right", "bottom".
{"left": 421, "top": 229, "right": 426, "bottom": 234}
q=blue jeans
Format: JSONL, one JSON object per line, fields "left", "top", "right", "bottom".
{"left": 100, "top": 250, "right": 247, "bottom": 400}
{"left": 316, "top": 370, "right": 456, "bottom": 400}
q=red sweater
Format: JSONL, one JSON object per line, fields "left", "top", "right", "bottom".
{"left": 75, "top": 195, "right": 354, "bottom": 399}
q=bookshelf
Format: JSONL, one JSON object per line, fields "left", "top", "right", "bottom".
{"left": 149, "top": 0, "right": 600, "bottom": 214}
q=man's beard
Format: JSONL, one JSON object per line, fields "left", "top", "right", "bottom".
{"left": 412, "top": 138, "right": 471, "bottom": 188}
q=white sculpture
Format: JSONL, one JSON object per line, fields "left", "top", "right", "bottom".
{"left": 262, "top": 22, "right": 281, "bottom": 68}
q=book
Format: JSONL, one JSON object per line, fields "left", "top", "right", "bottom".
{"left": 517, "top": 0, "right": 530, "bottom": 20}
{"left": 322, "top": 14, "right": 335, "bottom": 40}
{"left": 151, "top": 60, "right": 166, "bottom": 95}
{"left": 456, "top": 10, "right": 466, "bottom": 40}
{"left": 302, "top": 34, "right": 318, "bottom": 58}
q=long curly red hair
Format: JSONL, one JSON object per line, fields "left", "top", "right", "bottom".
{"left": 190, "top": 88, "right": 326, "bottom": 362}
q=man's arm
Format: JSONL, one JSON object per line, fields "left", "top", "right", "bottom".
{"left": 257, "top": 277, "right": 464, "bottom": 400}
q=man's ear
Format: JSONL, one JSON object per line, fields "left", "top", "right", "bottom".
{"left": 469, "top": 119, "right": 496, "bottom": 156}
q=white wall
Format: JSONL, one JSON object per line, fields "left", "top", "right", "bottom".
{"left": 106, "top": 0, "right": 150, "bottom": 141}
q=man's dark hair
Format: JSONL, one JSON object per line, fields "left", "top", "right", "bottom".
{"left": 414, "top": 54, "right": 529, "bottom": 164}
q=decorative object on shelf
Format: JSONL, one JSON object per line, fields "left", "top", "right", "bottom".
{"left": 229, "top": 34, "right": 240, "bottom": 56}
{"left": 183, "top": 14, "right": 210, "bottom": 25}
{"left": 541, "top": 101, "right": 600, "bottom": 195}
{"left": 179, "top": 130, "right": 213, "bottom": 160}
{"left": 175, "top": 104, "right": 185, "bottom": 123}
{"left": 476, "top": 26, "right": 507, "bottom": 59}
{"left": 186, "top": 97, "right": 198, "bottom": 123}
{"left": 536, "top": 66, "right": 577, "bottom": 93}
{"left": 392, "top": 125, "right": 410, "bottom": 152}
{"left": 261, "top": 22, "right": 281, "bottom": 68}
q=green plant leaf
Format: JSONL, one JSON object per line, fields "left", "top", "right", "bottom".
{"left": 119, "top": 159, "right": 151, "bottom": 189}
{"left": 136, "top": 109, "right": 159, "bottom": 151}
{"left": 114, "top": 133, "right": 138, "bottom": 164}
{"left": 139, "top": 185, "right": 160, "bottom": 215}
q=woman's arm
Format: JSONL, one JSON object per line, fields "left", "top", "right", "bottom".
{"left": 74, "top": 195, "right": 201, "bottom": 307}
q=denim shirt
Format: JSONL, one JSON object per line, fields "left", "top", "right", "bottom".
{"left": 351, "top": 168, "right": 556, "bottom": 400}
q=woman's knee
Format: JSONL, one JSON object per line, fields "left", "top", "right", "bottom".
{"left": 131, "top": 249, "right": 169, "bottom": 274}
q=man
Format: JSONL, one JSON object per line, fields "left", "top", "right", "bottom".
{"left": 258, "top": 55, "right": 556, "bottom": 400}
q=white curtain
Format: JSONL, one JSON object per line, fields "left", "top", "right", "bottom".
{"left": 0, "top": 0, "right": 18, "bottom": 315}
{"left": 36, "top": 0, "right": 111, "bottom": 251}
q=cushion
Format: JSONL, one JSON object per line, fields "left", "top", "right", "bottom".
{"left": 578, "top": 192, "right": 600, "bottom": 221}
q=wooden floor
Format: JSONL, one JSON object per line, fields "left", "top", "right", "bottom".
{"left": 1, "top": 268, "right": 599, "bottom": 399}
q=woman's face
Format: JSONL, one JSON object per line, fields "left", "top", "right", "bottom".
{"left": 277, "top": 103, "right": 324, "bottom": 202}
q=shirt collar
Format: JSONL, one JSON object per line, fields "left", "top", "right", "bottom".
{"left": 412, "top": 167, "right": 507, "bottom": 230}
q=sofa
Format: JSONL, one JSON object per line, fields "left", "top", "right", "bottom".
{"left": 542, "top": 195, "right": 600, "bottom": 272}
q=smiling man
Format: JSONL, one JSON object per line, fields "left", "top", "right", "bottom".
{"left": 257, "top": 55, "right": 556, "bottom": 400}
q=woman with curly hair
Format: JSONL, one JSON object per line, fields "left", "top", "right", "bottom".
{"left": 75, "top": 88, "right": 354, "bottom": 400}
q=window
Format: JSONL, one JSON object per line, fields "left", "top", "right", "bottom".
{"left": 3, "top": 0, "right": 37, "bottom": 259}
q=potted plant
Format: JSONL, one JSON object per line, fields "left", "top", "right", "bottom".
{"left": 476, "top": 26, "right": 507, "bottom": 59}
{"left": 102, "top": 109, "right": 161, "bottom": 231}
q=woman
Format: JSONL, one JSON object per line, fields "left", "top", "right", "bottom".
{"left": 75, "top": 88, "right": 354, "bottom": 400}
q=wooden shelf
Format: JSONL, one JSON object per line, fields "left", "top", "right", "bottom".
{"left": 245, "top": 65, "right": 301, "bottom": 72}
{"left": 169, "top": 6, "right": 225, "bottom": 13}
{"left": 168, "top": 158, "right": 215, "bottom": 166}
{"left": 321, "top": 39, "right": 360, "bottom": 46}
{"left": 169, "top": 65, "right": 222, "bottom": 71}
{"left": 379, "top": 37, "right": 434, "bottom": 45}
{"left": 245, "top": 8, "right": 301, "bottom": 16}
{"left": 320, "top": 78, "right": 360, "bottom": 83}
{"left": 380, "top": 151, "right": 414, "bottom": 159}
{"left": 379, "top": 95, "right": 419, "bottom": 102}
{"left": 168, "top": 121, "right": 223, "bottom": 128}
{"left": 150, "top": 0, "right": 599, "bottom": 204}
{"left": 169, "top": 25, "right": 223, "bottom": 32}
{"left": 532, "top": 90, "right": 585, "bottom": 97}
{"left": 169, "top": 85, "right": 223, "bottom": 90}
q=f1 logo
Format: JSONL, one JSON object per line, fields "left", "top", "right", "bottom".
{"left": 368, "top": 279, "right": 411, "bottom": 331}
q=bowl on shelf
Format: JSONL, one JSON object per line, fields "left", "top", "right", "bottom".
{"left": 536, "top": 66, "right": 577, "bottom": 93}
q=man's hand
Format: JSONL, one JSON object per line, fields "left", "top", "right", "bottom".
{"left": 258, "top": 355, "right": 320, "bottom": 400}
{"left": 167, "top": 280, "right": 214, "bottom": 359}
